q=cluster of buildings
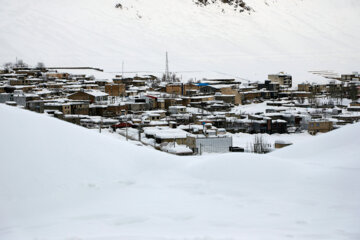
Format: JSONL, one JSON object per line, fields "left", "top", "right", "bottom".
{"left": 1, "top": 65, "right": 359, "bottom": 155}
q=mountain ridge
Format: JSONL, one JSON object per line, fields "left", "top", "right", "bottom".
{"left": 0, "top": 0, "right": 359, "bottom": 82}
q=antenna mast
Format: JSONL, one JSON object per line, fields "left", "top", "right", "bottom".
{"left": 165, "top": 51, "right": 170, "bottom": 82}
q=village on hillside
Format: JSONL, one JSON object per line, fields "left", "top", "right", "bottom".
{"left": 1, "top": 61, "right": 360, "bottom": 156}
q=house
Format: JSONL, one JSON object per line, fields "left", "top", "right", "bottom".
{"left": 127, "top": 102, "right": 150, "bottom": 112}
{"left": 186, "top": 135, "right": 233, "bottom": 154}
{"left": 190, "top": 95, "right": 215, "bottom": 104}
{"left": 275, "top": 140, "right": 293, "bottom": 149}
{"left": 9, "top": 78, "right": 25, "bottom": 86}
{"left": 203, "top": 101, "right": 232, "bottom": 112}
{"left": 197, "top": 116, "right": 227, "bottom": 129}
{"left": 144, "top": 127, "right": 188, "bottom": 145}
{"left": 201, "top": 78, "right": 240, "bottom": 86}
{"left": 160, "top": 143, "right": 193, "bottom": 156}
{"left": 308, "top": 120, "right": 333, "bottom": 135}
{"left": 199, "top": 84, "right": 237, "bottom": 96}
{"left": 134, "top": 75, "right": 157, "bottom": 81}
{"left": 45, "top": 82, "right": 64, "bottom": 90}
{"left": 256, "top": 80, "right": 280, "bottom": 100}
{"left": 298, "top": 83, "right": 327, "bottom": 94}
{"left": 80, "top": 117, "right": 119, "bottom": 129}
{"left": 268, "top": 73, "right": 292, "bottom": 88}
{"left": 45, "top": 72, "right": 70, "bottom": 79}
{"left": 69, "top": 102, "right": 90, "bottom": 115}
{"left": 297, "top": 83, "right": 312, "bottom": 92}
{"left": 257, "top": 80, "right": 280, "bottom": 92}
{"left": 148, "top": 113, "right": 161, "bottom": 121}
{"left": 240, "top": 91, "right": 262, "bottom": 103}
{"left": 26, "top": 100, "right": 45, "bottom": 113}
{"left": 215, "top": 94, "right": 236, "bottom": 104}
{"left": 95, "top": 80, "right": 109, "bottom": 87}
{"left": 106, "top": 104, "right": 128, "bottom": 116}
{"left": 159, "top": 97, "right": 183, "bottom": 109}
{"left": 89, "top": 105, "right": 107, "bottom": 116}
{"left": 219, "top": 87, "right": 241, "bottom": 104}
{"left": 260, "top": 90, "right": 279, "bottom": 100}
{"left": 270, "top": 119, "right": 288, "bottom": 134}
{"left": 44, "top": 101, "right": 89, "bottom": 115}
{"left": 341, "top": 72, "right": 359, "bottom": 82}
{"left": 44, "top": 102, "right": 66, "bottom": 113}
{"left": 0, "top": 93, "right": 12, "bottom": 103}
{"left": 165, "top": 83, "right": 183, "bottom": 95}
{"left": 82, "top": 84, "right": 99, "bottom": 90}
{"left": 199, "top": 85, "right": 219, "bottom": 95}
{"left": 62, "top": 115, "right": 89, "bottom": 125}
{"left": 68, "top": 90, "right": 108, "bottom": 103}
{"left": 290, "top": 91, "right": 311, "bottom": 99}
{"left": 144, "top": 110, "right": 167, "bottom": 119}
{"left": 113, "top": 77, "right": 134, "bottom": 85}
{"left": 350, "top": 100, "right": 360, "bottom": 107}
{"left": 7, "top": 91, "right": 40, "bottom": 106}
{"left": 333, "top": 114, "right": 360, "bottom": 124}
{"left": 0, "top": 86, "right": 5, "bottom": 93}
{"left": 105, "top": 83, "right": 126, "bottom": 97}
{"left": 169, "top": 105, "right": 187, "bottom": 115}
{"left": 347, "top": 106, "right": 360, "bottom": 112}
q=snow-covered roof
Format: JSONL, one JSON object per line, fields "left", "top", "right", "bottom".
{"left": 85, "top": 90, "right": 108, "bottom": 97}
{"left": 144, "top": 127, "right": 188, "bottom": 139}
{"left": 161, "top": 143, "right": 193, "bottom": 154}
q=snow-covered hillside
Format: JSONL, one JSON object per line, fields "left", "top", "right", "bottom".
{"left": 0, "top": 0, "right": 359, "bottom": 83}
{"left": 1, "top": 104, "right": 359, "bottom": 240}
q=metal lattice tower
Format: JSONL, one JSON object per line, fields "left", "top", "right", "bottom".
{"left": 165, "top": 51, "right": 170, "bottom": 82}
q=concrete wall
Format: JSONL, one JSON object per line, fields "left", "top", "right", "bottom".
{"left": 192, "top": 136, "right": 232, "bottom": 154}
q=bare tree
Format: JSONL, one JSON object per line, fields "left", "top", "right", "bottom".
{"left": 3, "top": 62, "right": 14, "bottom": 71}
{"left": 251, "top": 134, "right": 270, "bottom": 154}
{"left": 15, "top": 59, "right": 28, "bottom": 68}
{"left": 36, "top": 62, "right": 46, "bottom": 69}
{"left": 187, "top": 78, "right": 195, "bottom": 84}
{"left": 297, "top": 97, "right": 305, "bottom": 104}
{"left": 349, "top": 84, "right": 359, "bottom": 101}
{"left": 161, "top": 72, "right": 180, "bottom": 83}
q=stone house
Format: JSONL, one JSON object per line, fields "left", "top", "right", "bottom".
{"left": 105, "top": 83, "right": 126, "bottom": 97}
{"left": 186, "top": 135, "right": 232, "bottom": 154}
{"left": 268, "top": 73, "right": 292, "bottom": 88}
{"left": 68, "top": 90, "right": 108, "bottom": 103}
{"left": 308, "top": 120, "right": 333, "bottom": 135}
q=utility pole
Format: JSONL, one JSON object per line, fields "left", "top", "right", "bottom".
{"left": 125, "top": 116, "right": 128, "bottom": 141}
{"left": 121, "top": 61, "right": 124, "bottom": 79}
{"left": 99, "top": 117, "right": 103, "bottom": 133}
{"left": 138, "top": 121, "right": 142, "bottom": 142}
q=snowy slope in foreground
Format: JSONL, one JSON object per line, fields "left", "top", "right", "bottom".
{"left": 0, "top": 104, "right": 359, "bottom": 240}
{"left": 0, "top": 0, "right": 359, "bottom": 82}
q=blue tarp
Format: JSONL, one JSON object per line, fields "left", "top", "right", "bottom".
{"left": 196, "top": 83, "right": 209, "bottom": 86}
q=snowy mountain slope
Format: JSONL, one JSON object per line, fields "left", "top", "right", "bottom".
{"left": 193, "top": 0, "right": 253, "bottom": 13}
{"left": 0, "top": 0, "right": 359, "bottom": 83}
{"left": 0, "top": 104, "right": 359, "bottom": 240}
